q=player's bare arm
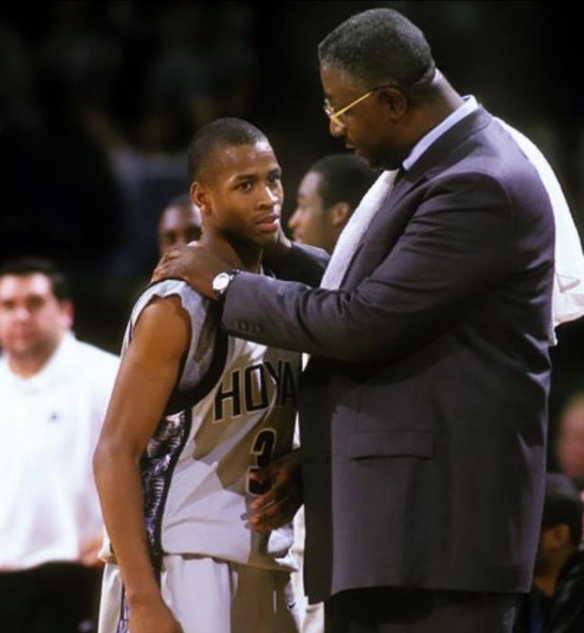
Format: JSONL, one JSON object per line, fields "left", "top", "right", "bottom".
{"left": 93, "top": 296, "right": 190, "bottom": 633}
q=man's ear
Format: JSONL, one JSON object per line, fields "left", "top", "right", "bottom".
{"left": 328, "top": 202, "right": 351, "bottom": 228}
{"left": 191, "top": 181, "right": 212, "bottom": 216}
{"left": 60, "top": 300, "right": 74, "bottom": 331}
{"left": 377, "top": 87, "right": 408, "bottom": 121}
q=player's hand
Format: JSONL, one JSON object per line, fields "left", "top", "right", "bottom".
{"left": 248, "top": 449, "right": 303, "bottom": 531}
{"left": 151, "top": 243, "right": 240, "bottom": 299}
{"left": 129, "top": 598, "right": 182, "bottom": 633}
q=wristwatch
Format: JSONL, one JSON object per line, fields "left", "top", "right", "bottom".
{"left": 212, "top": 270, "right": 241, "bottom": 300}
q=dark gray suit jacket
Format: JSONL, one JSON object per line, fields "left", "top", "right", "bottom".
{"left": 222, "top": 108, "right": 555, "bottom": 602}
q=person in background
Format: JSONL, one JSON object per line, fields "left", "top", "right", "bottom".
{"left": 157, "top": 193, "right": 203, "bottom": 256}
{"left": 288, "top": 154, "right": 376, "bottom": 255}
{"left": 288, "top": 153, "right": 375, "bottom": 633}
{"left": 0, "top": 257, "right": 119, "bottom": 633}
{"left": 514, "top": 473, "right": 584, "bottom": 633}
{"left": 556, "top": 393, "right": 584, "bottom": 481}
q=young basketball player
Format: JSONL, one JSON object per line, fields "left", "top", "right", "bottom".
{"left": 94, "top": 118, "right": 301, "bottom": 633}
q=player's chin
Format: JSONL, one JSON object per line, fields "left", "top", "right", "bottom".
{"left": 253, "top": 229, "right": 281, "bottom": 246}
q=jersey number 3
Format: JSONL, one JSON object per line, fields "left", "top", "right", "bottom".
{"left": 247, "top": 428, "right": 277, "bottom": 496}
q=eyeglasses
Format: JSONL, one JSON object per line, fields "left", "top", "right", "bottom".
{"left": 323, "top": 89, "right": 376, "bottom": 127}
{"left": 322, "top": 74, "right": 431, "bottom": 127}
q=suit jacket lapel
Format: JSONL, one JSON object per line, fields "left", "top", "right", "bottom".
{"left": 340, "top": 107, "right": 494, "bottom": 289}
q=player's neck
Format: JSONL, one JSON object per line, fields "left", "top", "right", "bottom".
{"left": 201, "top": 232, "right": 262, "bottom": 273}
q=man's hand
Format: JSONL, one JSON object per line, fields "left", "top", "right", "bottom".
{"left": 152, "top": 243, "right": 240, "bottom": 299}
{"left": 248, "top": 449, "right": 303, "bottom": 531}
{"left": 129, "top": 598, "right": 182, "bottom": 633}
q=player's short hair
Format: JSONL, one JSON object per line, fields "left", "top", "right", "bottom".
{"left": 187, "top": 118, "right": 268, "bottom": 182}
{"left": 542, "top": 473, "right": 583, "bottom": 547}
{"left": 0, "top": 257, "right": 71, "bottom": 302}
{"left": 309, "top": 154, "right": 377, "bottom": 212}
{"left": 318, "top": 9, "right": 436, "bottom": 100}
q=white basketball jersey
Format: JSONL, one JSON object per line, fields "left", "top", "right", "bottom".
{"left": 106, "top": 279, "right": 299, "bottom": 572}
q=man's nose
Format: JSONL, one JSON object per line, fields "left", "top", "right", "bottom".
{"left": 258, "top": 185, "right": 280, "bottom": 207}
{"left": 14, "top": 306, "right": 31, "bottom": 322}
{"left": 329, "top": 117, "right": 345, "bottom": 138}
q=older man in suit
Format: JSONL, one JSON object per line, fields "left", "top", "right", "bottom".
{"left": 154, "top": 8, "right": 557, "bottom": 633}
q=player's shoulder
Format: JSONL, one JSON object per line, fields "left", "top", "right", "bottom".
{"left": 132, "top": 278, "right": 208, "bottom": 323}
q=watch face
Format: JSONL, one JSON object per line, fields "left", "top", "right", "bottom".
{"left": 213, "top": 272, "right": 231, "bottom": 294}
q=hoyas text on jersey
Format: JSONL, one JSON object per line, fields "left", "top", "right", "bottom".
{"left": 214, "top": 359, "right": 297, "bottom": 422}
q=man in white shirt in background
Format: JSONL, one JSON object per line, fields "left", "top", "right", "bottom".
{"left": 0, "top": 257, "right": 119, "bottom": 633}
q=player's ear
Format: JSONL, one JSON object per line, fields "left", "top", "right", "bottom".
{"left": 191, "top": 181, "right": 212, "bottom": 217}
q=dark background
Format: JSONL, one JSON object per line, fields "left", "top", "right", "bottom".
{"left": 1, "top": 1, "right": 583, "bottom": 462}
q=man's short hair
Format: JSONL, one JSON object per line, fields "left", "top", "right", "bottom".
{"left": 542, "top": 473, "right": 583, "bottom": 547}
{"left": 0, "top": 257, "right": 71, "bottom": 302}
{"left": 318, "top": 8, "right": 436, "bottom": 97}
{"left": 310, "top": 154, "right": 377, "bottom": 212}
{"left": 187, "top": 118, "right": 268, "bottom": 182}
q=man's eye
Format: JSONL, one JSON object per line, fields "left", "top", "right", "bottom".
{"left": 237, "top": 182, "right": 253, "bottom": 192}
{"left": 27, "top": 298, "right": 44, "bottom": 310}
{"left": 268, "top": 173, "right": 282, "bottom": 185}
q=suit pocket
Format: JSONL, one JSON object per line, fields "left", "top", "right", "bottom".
{"left": 347, "top": 430, "right": 434, "bottom": 460}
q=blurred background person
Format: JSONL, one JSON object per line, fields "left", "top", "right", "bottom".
{"left": 0, "top": 258, "right": 119, "bottom": 633}
{"left": 555, "top": 393, "right": 584, "bottom": 481}
{"left": 157, "top": 193, "right": 203, "bottom": 256}
{"left": 288, "top": 153, "right": 375, "bottom": 633}
{"left": 514, "top": 473, "right": 584, "bottom": 633}
{"left": 288, "top": 154, "right": 377, "bottom": 254}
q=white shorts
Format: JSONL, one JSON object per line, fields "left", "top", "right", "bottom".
{"left": 292, "top": 507, "right": 325, "bottom": 633}
{"left": 98, "top": 555, "right": 300, "bottom": 633}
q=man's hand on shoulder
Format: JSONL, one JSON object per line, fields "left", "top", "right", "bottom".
{"left": 152, "top": 243, "right": 238, "bottom": 299}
